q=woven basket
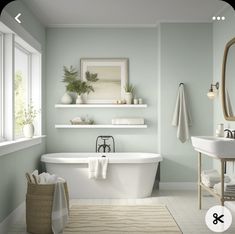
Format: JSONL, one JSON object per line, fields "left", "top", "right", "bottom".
{"left": 26, "top": 182, "right": 69, "bottom": 234}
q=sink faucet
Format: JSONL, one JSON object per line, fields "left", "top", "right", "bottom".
{"left": 224, "top": 129, "right": 233, "bottom": 138}
{"left": 96, "top": 136, "right": 115, "bottom": 153}
{"left": 232, "top": 130, "right": 235, "bottom": 139}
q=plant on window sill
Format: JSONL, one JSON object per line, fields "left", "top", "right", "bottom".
{"left": 16, "top": 103, "right": 39, "bottom": 138}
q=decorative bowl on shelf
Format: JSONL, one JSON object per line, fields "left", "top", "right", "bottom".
{"left": 70, "top": 117, "right": 94, "bottom": 125}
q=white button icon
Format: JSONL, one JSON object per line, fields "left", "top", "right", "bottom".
{"left": 15, "top": 13, "right": 21, "bottom": 24}
{"left": 212, "top": 16, "right": 226, "bottom": 21}
{"left": 205, "top": 205, "right": 232, "bottom": 232}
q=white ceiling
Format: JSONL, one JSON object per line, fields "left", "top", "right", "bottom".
{"left": 21, "top": 0, "right": 228, "bottom": 27}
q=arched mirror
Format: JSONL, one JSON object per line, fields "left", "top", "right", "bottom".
{"left": 222, "top": 37, "right": 235, "bottom": 121}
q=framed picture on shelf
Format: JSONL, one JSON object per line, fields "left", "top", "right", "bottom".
{"left": 81, "top": 58, "right": 128, "bottom": 103}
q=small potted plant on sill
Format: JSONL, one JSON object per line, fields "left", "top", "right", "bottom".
{"left": 62, "top": 66, "right": 98, "bottom": 104}
{"left": 17, "top": 104, "right": 38, "bottom": 138}
{"left": 124, "top": 83, "right": 135, "bottom": 104}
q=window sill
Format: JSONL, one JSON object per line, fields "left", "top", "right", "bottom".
{"left": 0, "top": 135, "right": 46, "bottom": 157}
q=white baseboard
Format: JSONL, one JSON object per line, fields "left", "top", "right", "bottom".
{"left": 0, "top": 202, "right": 25, "bottom": 234}
{"left": 159, "top": 182, "right": 197, "bottom": 190}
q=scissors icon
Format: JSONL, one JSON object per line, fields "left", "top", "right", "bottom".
{"left": 213, "top": 213, "right": 224, "bottom": 225}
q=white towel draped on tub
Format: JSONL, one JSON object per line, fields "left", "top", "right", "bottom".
{"left": 88, "top": 157, "right": 99, "bottom": 179}
{"left": 99, "top": 157, "right": 109, "bottom": 179}
{"left": 172, "top": 84, "right": 192, "bottom": 143}
{"left": 88, "top": 157, "right": 109, "bottom": 179}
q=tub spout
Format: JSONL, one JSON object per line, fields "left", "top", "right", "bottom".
{"left": 96, "top": 136, "right": 115, "bottom": 152}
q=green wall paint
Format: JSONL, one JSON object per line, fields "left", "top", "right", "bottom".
{"left": 159, "top": 23, "right": 213, "bottom": 182}
{"left": 46, "top": 24, "right": 213, "bottom": 183}
{"left": 46, "top": 28, "right": 158, "bottom": 153}
{"left": 0, "top": 1, "right": 46, "bottom": 222}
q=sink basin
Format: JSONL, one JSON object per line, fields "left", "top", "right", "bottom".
{"left": 191, "top": 136, "right": 235, "bottom": 158}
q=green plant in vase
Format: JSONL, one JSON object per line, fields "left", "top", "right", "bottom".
{"left": 62, "top": 66, "right": 98, "bottom": 104}
{"left": 61, "top": 66, "right": 78, "bottom": 104}
{"left": 124, "top": 83, "right": 135, "bottom": 104}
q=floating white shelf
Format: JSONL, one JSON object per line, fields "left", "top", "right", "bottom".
{"left": 55, "top": 104, "right": 147, "bottom": 108}
{"left": 55, "top": 124, "right": 148, "bottom": 129}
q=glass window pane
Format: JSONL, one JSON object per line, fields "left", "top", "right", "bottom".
{"left": 14, "top": 45, "right": 29, "bottom": 138}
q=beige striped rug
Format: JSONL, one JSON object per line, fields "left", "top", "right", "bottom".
{"left": 63, "top": 205, "right": 182, "bottom": 233}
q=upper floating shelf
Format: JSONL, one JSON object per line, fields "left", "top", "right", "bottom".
{"left": 55, "top": 104, "right": 147, "bottom": 108}
{"left": 55, "top": 124, "right": 148, "bottom": 129}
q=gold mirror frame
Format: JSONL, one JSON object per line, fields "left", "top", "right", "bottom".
{"left": 222, "top": 37, "right": 235, "bottom": 121}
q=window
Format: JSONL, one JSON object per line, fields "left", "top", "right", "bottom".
{"left": 0, "top": 32, "right": 3, "bottom": 142}
{"left": 0, "top": 20, "right": 42, "bottom": 155}
{"left": 14, "top": 44, "right": 31, "bottom": 138}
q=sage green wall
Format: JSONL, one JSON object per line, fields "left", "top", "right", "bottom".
{"left": 46, "top": 28, "right": 158, "bottom": 153}
{"left": 0, "top": 1, "right": 46, "bottom": 222}
{"left": 213, "top": 6, "right": 235, "bottom": 177}
{"left": 159, "top": 23, "right": 213, "bottom": 182}
{"left": 46, "top": 24, "right": 213, "bottom": 183}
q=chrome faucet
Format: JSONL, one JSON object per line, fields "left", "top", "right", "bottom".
{"left": 96, "top": 136, "right": 115, "bottom": 153}
{"left": 224, "top": 129, "right": 233, "bottom": 138}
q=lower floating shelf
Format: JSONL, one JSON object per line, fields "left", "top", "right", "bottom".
{"left": 55, "top": 124, "right": 148, "bottom": 129}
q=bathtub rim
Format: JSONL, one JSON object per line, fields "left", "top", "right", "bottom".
{"left": 41, "top": 152, "right": 162, "bottom": 164}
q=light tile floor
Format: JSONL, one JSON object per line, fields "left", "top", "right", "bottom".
{"left": 8, "top": 189, "right": 235, "bottom": 234}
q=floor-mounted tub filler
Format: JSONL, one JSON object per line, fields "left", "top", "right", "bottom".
{"left": 41, "top": 153, "right": 162, "bottom": 199}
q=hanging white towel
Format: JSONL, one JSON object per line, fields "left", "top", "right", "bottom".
{"left": 172, "top": 84, "right": 192, "bottom": 143}
{"left": 99, "top": 157, "right": 109, "bottom": 179}
{"left": 88, "top": 157, "right": 109, "bottom": 179}
{"left": 52, "top": 179, "right": 69, "bottom": 234}
{"left": 88, "top": 157, "right": 99, "bottom": 179}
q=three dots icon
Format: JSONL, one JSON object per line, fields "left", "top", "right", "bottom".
{"left": 212, "top": 16, "right": 225, "bottom": 21}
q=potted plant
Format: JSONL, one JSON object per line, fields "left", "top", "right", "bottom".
{"left": 17, "top": 104, "right": 38, "bottom": 138}
{"left": 62, "top": 66, "right": 98, "bottom": 104}
{"left": 124, "top": 83, "right": 135, "bottom": 104}
{"left": 61, "top": 66, "right": 77, "bottom": 104}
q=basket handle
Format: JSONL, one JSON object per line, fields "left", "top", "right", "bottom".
{"left": 32, "top": 174, "right": 38, "bottom": 184}
{"left": 25, "top": 173, "right": 32, "bottom": 183}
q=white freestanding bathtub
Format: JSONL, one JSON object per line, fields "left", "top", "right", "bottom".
{"left": 41, "top": 153, "right": 162, "bottom": 199}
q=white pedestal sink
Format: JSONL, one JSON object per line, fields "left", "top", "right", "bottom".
{"left": 192, "top": 136, "right": 235, "bottom": 210}
{"left": 191, "top": 136, "right": 235, "bottom": 158}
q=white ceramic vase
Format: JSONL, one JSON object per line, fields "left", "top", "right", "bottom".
{"left": 76, "top": 95, "right": 83, "bottom": 104}
{"left": 125, "top": 92, "right": 133, "bottom": 104}
{"left": 23, "top": 124, "right": 34, "bottom": 138}
{"left": 61, "top": 92, "right": 73, "bottom": 104}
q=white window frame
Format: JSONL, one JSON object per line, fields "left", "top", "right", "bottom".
{"left": 0, "top": 20, "right": 44, "bottom": 157}
{"left": 0, "top": 32, "right": 4, "bottom": 142}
